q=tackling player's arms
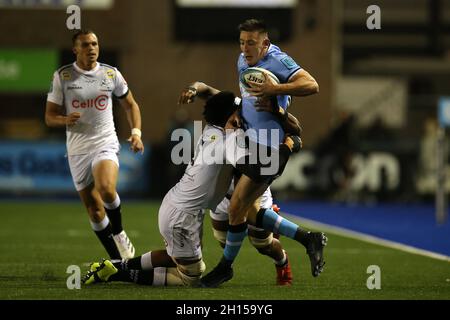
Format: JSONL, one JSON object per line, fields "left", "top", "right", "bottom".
{"left": 178, "top": 81, "right": 221, "bottom": 104}
{"left": 254, "top": 98, "right": 302, "bottom": 136}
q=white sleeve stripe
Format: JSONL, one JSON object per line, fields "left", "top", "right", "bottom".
{"left": 287, "top": 67, "right": 302, "bottom": 82}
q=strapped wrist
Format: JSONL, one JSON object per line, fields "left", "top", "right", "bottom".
{"left": 188, "top": 86, "right": 198, "bottom": 95}
{"left": 131, "top": 128, "right": 142, "bottom": 138}
{"left": 278, "top": 107, "right": 289, "bottom": 122}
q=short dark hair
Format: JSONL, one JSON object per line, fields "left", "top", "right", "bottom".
{"left": 72, "top": 29, "right": 96, "bottom": 46}
{"left": 238, "top": 19, "right": 267, "bottom": 33}
{"left": 203, "top": 91, "right": 238, "bottom": 128}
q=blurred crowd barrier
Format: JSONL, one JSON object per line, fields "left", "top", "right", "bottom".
{"left": 0, "top": 135, "right": 447, "bottom": 204}
{"left": 0, "top": 140, "right": 150, "bottom": 197}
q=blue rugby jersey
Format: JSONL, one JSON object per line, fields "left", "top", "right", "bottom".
{"left": 238, "top": 44, "right": 301, "bottom": 148}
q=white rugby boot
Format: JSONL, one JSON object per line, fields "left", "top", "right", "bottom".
{"left": 113, "top": 230, "right": 135, "bottom": 259}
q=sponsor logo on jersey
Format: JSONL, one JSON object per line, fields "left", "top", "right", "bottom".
{"left": 106, "top": 69, "right": 115, "bottom": 79}
{"left": 100, "top": 78, "right": 113, "bottom": 92}
{"left": 72, "top": 95, "right": 108, "bottom": 111}
{"left": 61, "top": 71, "right": 71, "bottom": 80}
{"left": 67, "top": 84, "right": 83, "bottom": 90}
{"left": 280, "top": 56, "right": 298, "bottom": 70}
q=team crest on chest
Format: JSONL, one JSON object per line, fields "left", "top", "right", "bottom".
{"left": 100, "top": 77, "right": 113, "bottom": 91}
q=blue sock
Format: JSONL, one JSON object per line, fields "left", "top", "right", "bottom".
{"left": 256, "top": 208, "right": 298, "bottom": 239}
{"left": 223, "top": 222, "right": 248, "bottom": 264}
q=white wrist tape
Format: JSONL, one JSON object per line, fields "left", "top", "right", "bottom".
{"left": 131, "top": 128, "right": 142, "bottom": 138}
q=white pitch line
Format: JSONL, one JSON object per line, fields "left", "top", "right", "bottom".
{"left": 282, "top": 212, "right": 450, "bottom": 263}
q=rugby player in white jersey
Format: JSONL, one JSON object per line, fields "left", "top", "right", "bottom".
{"left": 82, "top": 91, "right": 240, "bottom": 286}
{"left": 81, "top": 91, "right": 302, "bottom": 287}
{"left": 45, "top": 30, "right": 143, "bottom": 260}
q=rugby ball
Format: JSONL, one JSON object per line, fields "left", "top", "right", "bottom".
{"left": 239, "top": 67, "right": 280, "bottom": 89}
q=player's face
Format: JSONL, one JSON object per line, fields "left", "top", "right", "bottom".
{"left": 239, "top": 31, "right": 269, "bottom": 66}
{"left": 73, "top": 33, "right": 99, "bottom": 65}
{"left": 224, "top": 111, "right": 241, "bottom": 130}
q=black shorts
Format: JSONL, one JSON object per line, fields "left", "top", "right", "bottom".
{"left": 235, "top": 140, "right": 291, "bottom": 184}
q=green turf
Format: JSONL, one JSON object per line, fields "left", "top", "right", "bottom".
{"left": 0, "top": 201, "right": 449, "bottom": 300}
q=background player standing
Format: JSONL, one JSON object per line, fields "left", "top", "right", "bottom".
{"left": 45, "top": 30, "right": 144, "bottom": 260}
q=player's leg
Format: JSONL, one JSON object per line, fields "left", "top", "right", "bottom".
{"left": 209, "top": 197, "right": 232, "bottom": 249}
{"left": 157, "top": 196, "right": 207, "bottom": 286}
{"left": 83, "top": 254, "right": 205, "bottom": 286}
{"left": 248, "top": 226, "right": 293, "bottom": 285}
{"left": 201, "top": 175, "right": 268, "bottom": 287}
{"left": 248, "top": 205, "right": 327, "bottom": 277}
{"left": 68, "top": 152, "right": 121, "bottom": 259}
{"left": 92, "top": 158, "right": 135, "bottom": 259}
{"left": 216, "top": 139, "right": 295, "bottom": 269}
{"left": 102, "top": 200, "right": 208, "bottom": 286}
{"left": 211, "top": 194, "right": 292, "bottom": 285}
{"left": 83, "top": 195, "right": 206, "bottom": 287}
{"left": 78, "top": 184, "right": 121, "bottom": 259}
{"left": 111, "top": 249, "right": 176, "bottom": 271}
{"left": 210, "top": 219, "right": 228, "bottom": 249}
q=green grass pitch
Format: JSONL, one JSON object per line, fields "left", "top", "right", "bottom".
{"left": 0, "top": 201, "right": 449, "bottom": 300}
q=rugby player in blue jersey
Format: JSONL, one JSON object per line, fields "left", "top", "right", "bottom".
{"left": 199, "top": 19, "right": 327, "bottom": 287}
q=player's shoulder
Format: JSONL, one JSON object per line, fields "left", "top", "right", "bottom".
{"left": 266, "top": 44, "right": 299, "bottom": 70}
{"left": 99, "top": 62, "right": 118, "bottom": 70}
{"left": 99, "top": 63, "right": 120, "bottom": 78}
{"left": 56, "top": 63, "right": 75, "bottom": 81}
{"left": 202, "top": 125, "right": 224, "bottom": 143}
{"left": 56, "top": 63, "right": 73, "bottom": 74}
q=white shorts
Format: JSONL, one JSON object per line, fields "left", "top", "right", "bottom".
{"left": 67, "top": 142, "right": 120, "bottom": 191}
{"left": 158, "top": 193, "right": 204, "bottom": 260}
{"left": 210, "top": 187, "right": 273, "bottom": 228}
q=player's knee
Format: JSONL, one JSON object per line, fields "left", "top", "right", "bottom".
{"left": 229, "top": 199, "right": 243, "bottom": 217}
{"left": 249, "top": 234, "right": 273, "bottom": 253}
{"left": 176, "top": 259, "right": 206, "bottom": 286}
{"left": 212, "top": 228, "right": 226, "bottom": 248}
{"left": 228, "top": 201, "right": 247, "bottom": 224}
{"left": 86, "top": 205, "right": 104, "bottom": 222}
{"left": 96, "top": 182, "right": 116, "bottom": 200}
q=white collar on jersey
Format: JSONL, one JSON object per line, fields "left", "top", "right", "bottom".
{"left": 73, "top": 61, "right": 100, "bottom": 75}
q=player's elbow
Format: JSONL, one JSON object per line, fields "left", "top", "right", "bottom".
{"left": 44, "top": 114, "right": 52, "bottom": 127}
{"left": 311, "top": 81, "right": 319, "bottom": 94}
{"left": 45, "top": 113, "right": 58, "bottom": 128}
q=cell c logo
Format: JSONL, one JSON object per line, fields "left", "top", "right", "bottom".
{"left": 72, "top": 95, "right": 108, "bottom": 110}
{"left": 95, "top": 95, "right": 108, "bottom": 111}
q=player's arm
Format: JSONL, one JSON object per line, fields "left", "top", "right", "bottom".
{"left": 274, "top": 68, "right": 319, "bottom": 97}
{"left": 118, "top": 90, "right": 144, "bottom": 154}
{"left": 247, "top": 68, "right": 319, "bottom": 98}
{"left": 277, "top": 107, "right": 302, "bottom": 137}
{"left": 45, "top": 101, "right": 80, "bottom": 127}
{"left": 255, "top": 98, "right": 301, "bottom": 136}
{"left": 178, "top": 81, "right": 221, "bottom": 104}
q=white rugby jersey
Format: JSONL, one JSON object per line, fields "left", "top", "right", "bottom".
{"left": 47, "top": 62, "right": 129, "bottom": 155}
{"left": 167, "top": 124, "right": 235, "bottom": 212}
